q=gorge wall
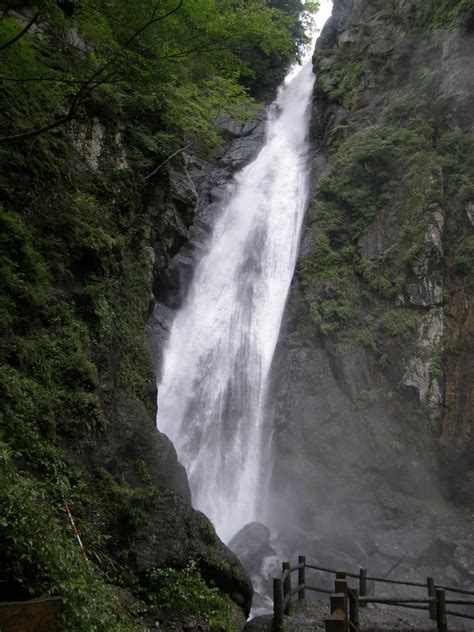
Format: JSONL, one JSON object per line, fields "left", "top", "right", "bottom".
{"left": 268, "top": 0, "right": 474, "bottom": 581}
{"left": 0, "top": 1, "right": 308, "bottom": 628}
{"left": 2, "top": 0, "right": 474, "bottom": 627}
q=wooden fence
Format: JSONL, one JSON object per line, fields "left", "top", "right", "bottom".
{"left": 272, "top": 556, "right": 474, "bottom": 632}
{"left": 0, "top": 597, "right": 63, "bottom": 631}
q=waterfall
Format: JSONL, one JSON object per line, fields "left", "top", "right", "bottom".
{"left": 157, "top": 2, "right": 333, "bottom": 542}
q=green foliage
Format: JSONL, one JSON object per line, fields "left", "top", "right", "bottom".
{"left": 453, "top": 235, "right": 474, "bottom": 281}
{"left": 430, "top": 0, "right": 474, "bottom": 29}
{"left": 142, "top": 562, "right": 234, "bottom": 631}
{"left": 428, "top": 354, "right": 443, "bottom": 379}
{"left": 316, "top": 42, "right": 365, "bottom": 109}
{"left": 0, "top": 470, "right": 141, "bottom": 631}
{"left": 1, "top": 1, "right": 309, "bottom": 625}
{"left": 298, "top": 103, "right": 450, "bottom": 346}
{"left": 314, "top": 124, "right": 397, "bottom": 240}
{"left": 358, "top": 328, "right": 377, "bottom": 351}
{"left": 0, "top": 0, "right": 310, "bottom": 151}
{"left": 378, "top": 309, "right": 418, "bottom": 339}
{"left": 437, "top": 131, "right": 474, "bottom": 204}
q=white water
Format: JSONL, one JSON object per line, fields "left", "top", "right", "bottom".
{"left": 157, "top": 2, "right": 333, "bottom": 542}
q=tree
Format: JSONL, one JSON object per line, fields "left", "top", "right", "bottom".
{"left": 0, "top": 0, "right": 313, "bottom": 148}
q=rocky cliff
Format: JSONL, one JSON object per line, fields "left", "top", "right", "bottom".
{"left": 268, "top": 0, "right": 474, "bottom": 583}
{"left": 0, "top": 1, "right": 304, "bottom": 627}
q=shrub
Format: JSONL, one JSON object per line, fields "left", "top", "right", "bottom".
{"left": 141, "top": 562, "right": 234, "bottom": 632}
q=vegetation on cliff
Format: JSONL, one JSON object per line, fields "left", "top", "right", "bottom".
{"left": 0, "top": 0, "right": 315, "bottom": 628}
{"left": 296, "top": 0, "right": 474, "bottom": 489}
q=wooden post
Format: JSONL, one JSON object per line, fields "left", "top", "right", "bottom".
{"left": 335, "top": 578, "right": 348, "bottom": 597}
{"left": 427, "top": 577, "right": 436, "bottom": 620}
{"left": 359, "top": 568, "right": 367, "bottom": 608}
{"left": 334, "top": 579, "right": 348, "bottom": 630}
{"left": 435, "top": 588, "right": 447, "bottom": 632}
{"left": 349, "top": 588, "right": 360, "bottom": 629}
{"left": 327, "top": 590, "right": 348, "bottom": 632}
{"left": 273, "top": 578, "right": 284, "bottom": 632}
{"left": 283, "top": 562, "right": 292, "bottom": 615}
{"left": 331, "top": 593, "right": 346, "bottom": 615}
{"left": 298, "top": 555, "right": 306, "bottom": 601}
{"left": 325, "top": 613, "right": 346, "bottom": 632}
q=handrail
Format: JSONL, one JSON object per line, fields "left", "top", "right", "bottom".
{"left": 437, "top": 584, "right": 474, "bottom": 596}
{"left": 305, "top": 585, "right": 332, "bottom": 594}
{"left": 359, "top": 598, "right": 434, "bottom": 603}
{"left": 291, "top": 583, "right": 305, "bottom": 597}
{"left": 365, "top": 575, "right": 426, "bottom": 588}
{"left": 306, "top": 563, "right": 357, "bottom": 577}
{"left": 446, "top": 610, "right": 474, "bottom": 621}
{"left": 272, "top": 555, "right": 474, "bottom": 632}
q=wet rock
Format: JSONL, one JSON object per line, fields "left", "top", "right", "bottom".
{"left": 358, "top": 205, "right": 401, "bottom": 261}
{"left": 466, "top": 202, "right": 474, "bottom": 226}
{"left": 149, "top": 110, "right": 268, "bottom": 374}
{"left": 403, "top": 307, "right": 444, "bottom": 415}
{"left": 168, "top": 165, "right": 198, "bottom": 214}
{"left": 454, "top": 542, "right": 474, "bottom": 577}
{"left": 82, "top": 390, "right": 190, "bottom": 500}
{"left": 130, "top": 491, "right": 253, "bottom": 616}
{"left": 228, "top": 522, "right": 276, "bottom": 577}
{"left": 374, "top": 528, "right": 435, "bottom": 562}
{"left": 405, "top": 210, "right": 445, "bottom": 307}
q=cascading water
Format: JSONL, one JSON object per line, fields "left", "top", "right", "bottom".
{"left": 157, "top": 2, "right": 333, "bottom": 543}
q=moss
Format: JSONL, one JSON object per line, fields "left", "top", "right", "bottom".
{"left": 430, "top": 0, "right": 474, "bottom": 29}
{"left": 195, "top": 512, "right": 219, "bottom": 547}
{"left": 316, "top": 41, "right": 366, "bottom": 109}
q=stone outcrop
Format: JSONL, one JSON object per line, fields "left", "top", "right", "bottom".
{"left": 130, "top": 490, "right": 253, "bottom": 616}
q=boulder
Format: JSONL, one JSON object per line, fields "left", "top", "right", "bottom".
{"left": 454, "top": 542, "right": 474, "bottom": 577}
{"left": 228, "top": 522, "right": 276, "bottom": 577}
{"left": 374, "top": 528, "right": 435, "bottom": 562}
{"left": 129, "top": 490, "right": 253, "bottom": 616}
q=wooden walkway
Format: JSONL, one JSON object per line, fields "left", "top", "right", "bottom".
{"left": 272, "top": 557, "right": 474, "bottom": 632}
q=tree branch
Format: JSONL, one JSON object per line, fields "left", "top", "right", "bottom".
{"left": 144, "top": 144, "right": 190, "bottom": 180}
{"left": 0, "top": 10, "right": 40, "bottom": 52}
{"left": 0, "top": 0, "right": 184, "bottom": 144}
{"left": 0, "top": 0, "right": 185, "bottom": 144}
{"left": 0, "top": 74, "right": 124, "bottom": 85}
{"left": 0, "top": 78, "right": 105, "bottom": 144}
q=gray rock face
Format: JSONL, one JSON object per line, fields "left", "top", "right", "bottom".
{"left": 454, "top": 542, "right": 474, "bottom": 577}
{"left": 405, "top": 211, "right": 445, "bottom": 307}
{"left": 228, "top": 522, "right": 276, "bottom": 578}
{"left": 374, "top": 528, "right": 434, "bottom": 562}
{"left": 228, "top": 522, "right": 282, "bottom": 612}
{"left": 81, "top": 390, "right": 191, "bottom": 500}
{"left": 266, "top": 0, "right": 474, "bottom": 593}
{"left": 403, "top": 307, "right": 444, "bottom": 416}
{"left": 129, "top": 490, "right": 253, "bottom": 616}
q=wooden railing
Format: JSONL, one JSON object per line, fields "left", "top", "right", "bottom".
{"left": 0, "top": 597, "right": 63, "bottom": 631}
{"left": 272, "top": 557, "right": 474, "bottom": 632}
